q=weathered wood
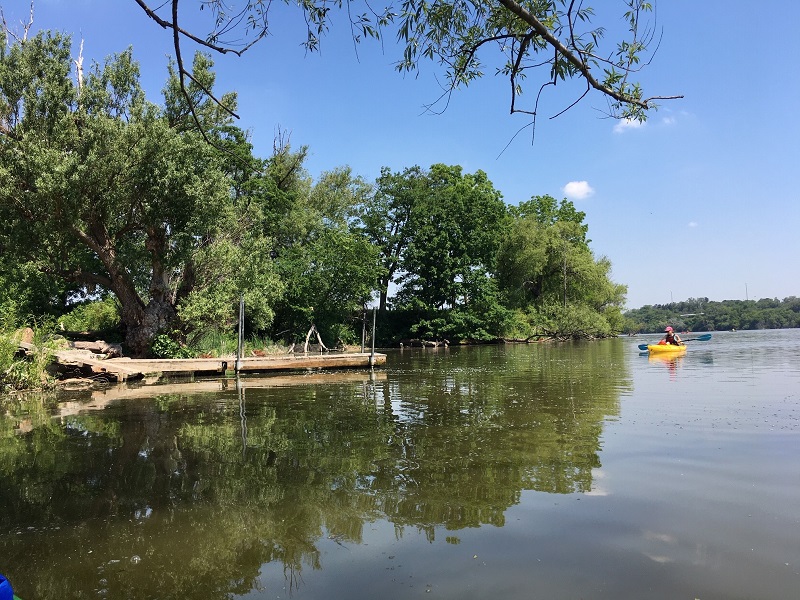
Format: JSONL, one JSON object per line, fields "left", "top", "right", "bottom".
{"left": 234, "top": 352, "right": 385, "bottom": 372}
{"left": 303, "top": 324, "right": 329, "bottom": 353}
{"left": 52, "top": 351, "right": 386, "bottom": 383}
{"left": 103, "top": 357, "right": 229, "bottom": 375}
{"left": 55, "top": 351, "right": 145, "bottom": 382}
{"left": 70, "top": 340, "right": 123, "bottom": 357}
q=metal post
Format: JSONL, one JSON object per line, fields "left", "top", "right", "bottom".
{"left": 236, "top": 295, "right": 244, "bottom": 373}
{"left": 361, "top": 309, "right": 366, "bottom": 354}
{"left": 370, "top": 307, "right": 376, "bottom": 367}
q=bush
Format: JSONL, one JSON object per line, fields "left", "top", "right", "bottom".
{"left": 189, "top": 329, "right": 238, "bottom": 357}
{"left": 150, "top": 332, "right": 194, "bottom": 359}
{"left": 0, "top": 323, "right": 59, "bottom": 391}
{"left": 58, "top": 297, "right": 121, "bottom": 334}
{"left": 538, "top": 302, "right": 614, "bottom": 339}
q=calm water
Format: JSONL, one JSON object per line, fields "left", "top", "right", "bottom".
{"left": 1, "top": 330, "right": 798, "bottom": 599}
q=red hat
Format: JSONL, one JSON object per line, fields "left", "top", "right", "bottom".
{"left": 665, "top": 326, "right": 673, "bottom": 332}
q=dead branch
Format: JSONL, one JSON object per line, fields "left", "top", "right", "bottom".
{"left": 0, "top": 0, "right": 34, "bottom": 43}
{"left": 303, "top": 324, "right": 329, "bottom": 353}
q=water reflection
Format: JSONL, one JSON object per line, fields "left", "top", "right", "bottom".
{"left": 1, "top": 341, "right": 632, "bottom": 599}
{"left": 648, "top": 353, "right": 683, "bottom": 379}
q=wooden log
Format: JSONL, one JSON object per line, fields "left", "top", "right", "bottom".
{"left": 70, "top": 340, "right": 123, "bottom": 357}
{"left": 55, "top": 350, "right": 144, "bottom": 382}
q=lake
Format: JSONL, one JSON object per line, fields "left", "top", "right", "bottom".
{"left": 1, "top": 329, "right": 798, "bottom": 599}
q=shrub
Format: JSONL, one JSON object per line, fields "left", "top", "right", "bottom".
{"left": 150, "top": 332, "right": 194, "bottom": 359}
{"left": 58, "top": 297, "right": 121, "bottom": 333}
{"left": 0, "top": 323, "right": 59, "bottom": 391}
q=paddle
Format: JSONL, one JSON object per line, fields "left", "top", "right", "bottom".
{"left": 637, "top": 333, "right": 712, "bottom": 351}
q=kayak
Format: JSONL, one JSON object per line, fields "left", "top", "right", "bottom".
{"left": 0, "top": 574, "right": 21, "bottom": 600}
{"left": 647, "top": 344, "right": 686, "bottom": 355}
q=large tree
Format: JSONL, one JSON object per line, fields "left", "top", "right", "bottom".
{"left": 131, "top": 0, "right": 679, "bottom": 132}
{"left": 496, "top": 195, "right": 626, "bottom": 337}
{"left": 359, "top": 165, "right": 427, "bottom": 312}
{"left": 0, "top": 31, "right": 278, "bottom": 354}
{"left": 266, "top": 165, "right": 384, "bottom": 345}
{"left": 394, "top": 164, "right": 507, "bottom": 311}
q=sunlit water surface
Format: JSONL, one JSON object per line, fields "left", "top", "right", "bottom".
{"left": 1, "top": 329, "right": 798, "bottom": 599}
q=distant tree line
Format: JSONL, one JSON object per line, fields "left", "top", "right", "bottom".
{"left": 0, "top": 32, "right": 626, "bottom": 357}
{"left": 623, "top": 297, "right": 800, "bottom": 334}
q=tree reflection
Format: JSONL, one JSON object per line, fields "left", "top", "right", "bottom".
{"left": 0, "top": 340, "right": 629, "bottom": 599}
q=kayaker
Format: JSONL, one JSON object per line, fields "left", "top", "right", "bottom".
{"left": 663, "top": 326, "right": 683, "bottom": 345}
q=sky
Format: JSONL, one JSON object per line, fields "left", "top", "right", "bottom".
{"left": 4, "top": 0, "right": 799, "bottom": 309}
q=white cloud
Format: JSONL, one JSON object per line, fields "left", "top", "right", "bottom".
{"left": 688, "top": 221, "right": 698, "bottom": 228}
{"left": 662, "top": 116, "right": 677, "bottom": 126}
{"left": 562, "top": 181, "right": 595, "bottom": 200}
{"left": 613, "top": 118, "right": 645, "bottom": 133}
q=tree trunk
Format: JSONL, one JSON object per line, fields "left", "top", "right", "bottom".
{"left": 115, "top": 226, "right": 182, "bottom": 356}
{"left": 124, "top": 300, "right": 177, "bottom": 357}
{"left": 101, "top": 227, "right": 179, "bottom": 357}
{"left": 379, "top": 289, "right": 388, "bottom": 313}
{"left": 378, "top": 264, "right": 397, "bottom": 313}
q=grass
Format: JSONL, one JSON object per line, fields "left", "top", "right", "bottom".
{"left": 0, "top": 323, "right": 62, "bottom": 393}
{"left": 188, "top": 329, "right": 288, "bottom": 358}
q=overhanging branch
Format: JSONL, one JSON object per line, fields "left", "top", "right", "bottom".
{"left": 496, "top": 0, "right": 681, "bottom": 109}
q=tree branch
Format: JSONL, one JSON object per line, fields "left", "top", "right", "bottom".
{"left": 496, "top": 0, "right": 681, "bottom": 110}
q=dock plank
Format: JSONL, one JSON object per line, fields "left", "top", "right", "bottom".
{"left": 55, "top": 351, "right": 386, "bottom": 382}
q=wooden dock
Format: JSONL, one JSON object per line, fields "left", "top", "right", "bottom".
{"left": 55, "top": 351, "right": 387, "bottom": 382}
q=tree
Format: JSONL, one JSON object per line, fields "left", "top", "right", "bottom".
{"left": 271, "top": 226, "right": 382, "bottom": 345}
{"left": 496, "top": 195, "right": 626, "bottom": 337}
{"left": 0, "top": 32, "right": 271, "bottom": 354}
{"left": 131, "top": 0, "right": 680, "bottom": 133}
{"left": 623, "top": 297, "right": 800, "bottom": 333}
{"left": 360, "top": 166, "right": 427, "bottom": 313}
{"left": 395, "top": 164, "right": 507, "bottom": 311}
{"left": 510, "top": 194, "right": 590, "bottom": 247}
{"left": 498, "top": 195, "right": 589, "bottom": 307}
{"left": 494, "top": 215, "right": 549, "bottom": 309}
{"left": 267, "top": 166, "right": 384, "bottom": 345}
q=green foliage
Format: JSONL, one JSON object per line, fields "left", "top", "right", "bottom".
{"left": 0, "top": 34, "right": 238, "bottom": 355}
{"left": 188, "top": 328, "right": 238, "bottom": 357}
{"left": 0, "top": 261, "right": 72, "bottom": 325}
{"left": 326, "top": 323, "right": 360, "bottom": 346}
{"left": 264, "top": 165, "right": 384, "bottom": 345}
{"left": 272, "top": 227, "right": 382, "bottom": 345}
{"left": 150, "top": 331, "right": 194, "bottom": 359}
{"left": 0, "top": 332, "right": 18, "bottom": 389}
{"left": 392, "top": 164, "right": 508, "bottom": 312}
{"left": 510, "top": 195, "right": 590, "bottom": 247}
{"left": 136, "top": 1, "right": 668, "bottom": 127}
{"left": 177, "top": 235, "right": 284, "bottom": 337}
{"left": 535, "top": 302, "right": 616, "bottom": 339}
{"left": 495, "top": 216, "right": 549, "bottom": 308}
{"left": 393, "top": 0, "right": 660, "bottom": 120}
{"left": 57, "top": 297, "right": 121, "bottom": 333}
{"left": 624, "top": 296, "right": 800, "bottom": 333}
{"left": 499, "top": 309, "right": 538, "bottom": 340}
{"left": 360, "top": 165, "right": 432, "bottom": 311}
{"left": 495, "top": 196, "right": 626, "bottom": 340}
{"left": 0, "top": 30, "right": 637, "bottom": 363}
{"left": 0, "top": 322, "right": 59, "bottom": 391}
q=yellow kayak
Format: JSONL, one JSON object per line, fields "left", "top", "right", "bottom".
{"left": 647, "top": 344, "right": 687, "bottom": 355}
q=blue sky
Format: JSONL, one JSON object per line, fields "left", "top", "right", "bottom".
{"left": 6, "top": 0, "right": 799, "bottom": 309}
